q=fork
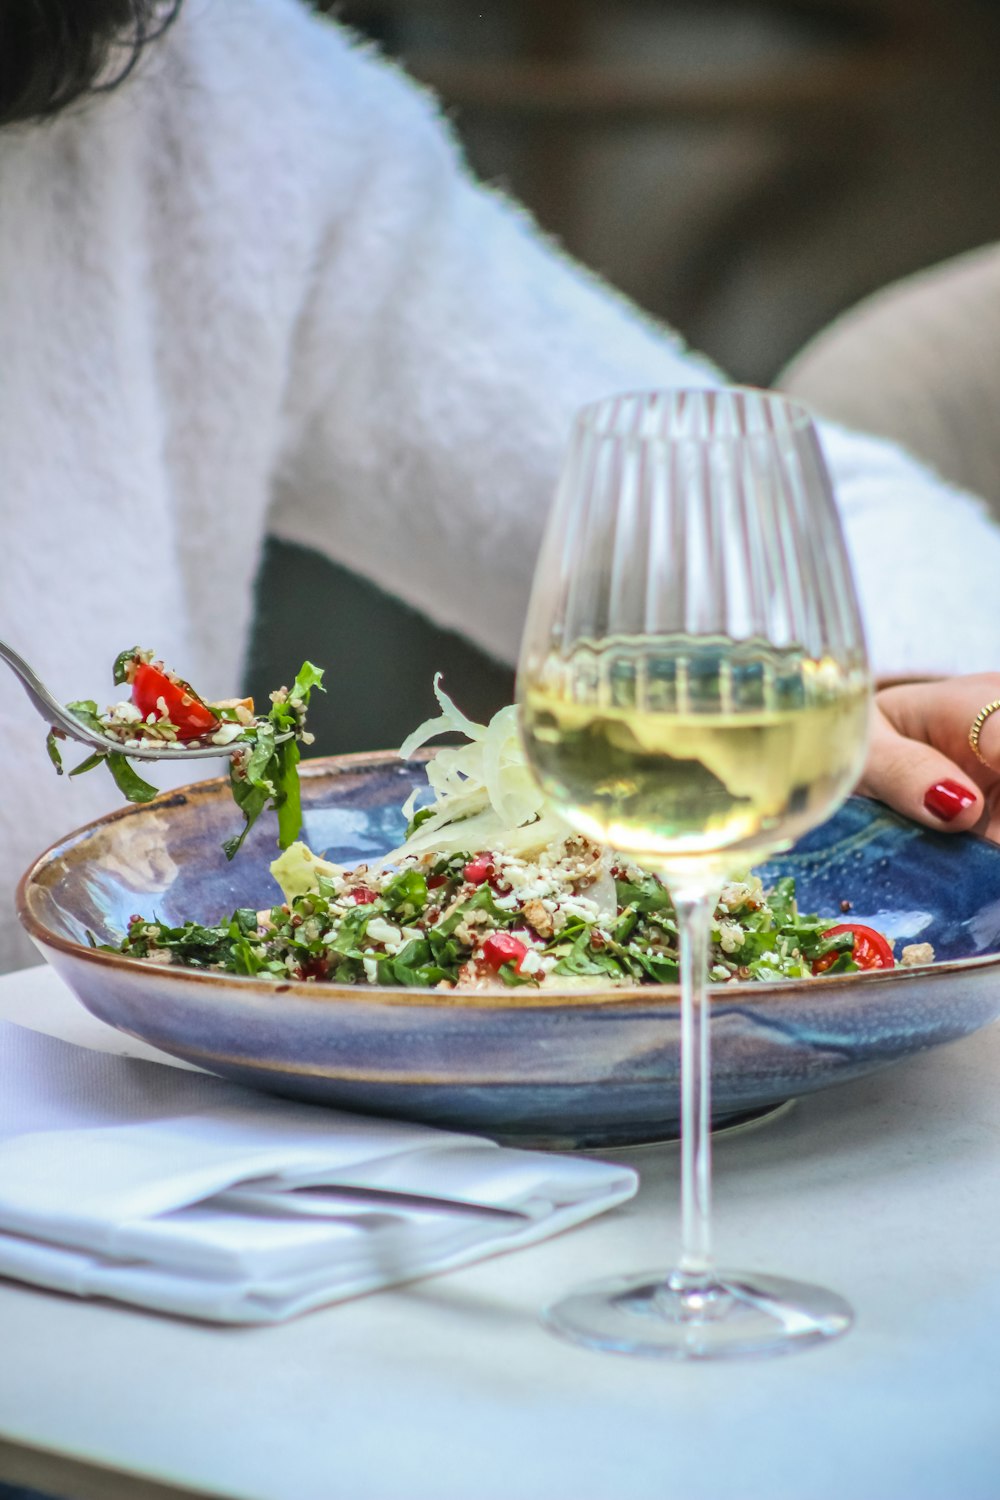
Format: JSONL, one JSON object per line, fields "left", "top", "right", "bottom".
{"left": 0, "top": 639, "right": 278, "bottom": 761}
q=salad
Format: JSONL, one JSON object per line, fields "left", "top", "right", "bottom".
{"left": 47, "top": 648, "right": 324, "bottom": 857}
{"left": 110, "top": 678, "right": 933, "bottom": 988}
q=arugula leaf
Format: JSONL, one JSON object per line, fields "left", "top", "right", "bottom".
{"left": 221, "top": 662, "right": 325, "bottom": 860}
{"left": 321, "top": 904, "right": 376, "bottom": 960}
{"left": 112, "top": 648, "right": 139, "bottom": 686}
{"left": 426, "top": 928, "right": 463, "bottom": 968}
{"left": 290, "top": 661, "right": 325, "bottom": 700}
{"left": 765, "top": 877, "right": 797, "bottom": 925}
{"left": 630, "top": 948, "right": 680, "bottom": 983}
{"left": 68, "top": 751, "right": 108, "bottom": 778}
{"left": 377, "top": 938, "right": 455, "bottom": 987}
{"left": 435, "top": 882, "right": 513, "bottom": 939}
{"left": 65, "top": 699, "right": 105, "bottom": 734}
{"left": 805, "top": 930, "right": 857, "bottom": 969}
{"left": 552, "top": 927, "right": 625, "bottom": 979}
{"left": 273, "top": 738, "right": 303, "bottom": 850}
{"left": 46, "top": 731, "right": 64, "bottom": 775}
{"left": 614, "top": 874, "right": 672, "bottom": 915}
{"left": 381, "top": 869, "right": 428, "bottom": 916}
{"left": 405, "top": 806, "right": 436, "bottom": 839}
{"left": 106, "top": 752, "right": 160, "bottom": 804}
{"left": 224, "top": 724, "right": 277, "bottom": 858}
{"left": 498, "top": 961, "right": 537, "bottom": 987}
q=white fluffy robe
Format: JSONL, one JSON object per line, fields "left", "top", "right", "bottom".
{"left": 1, "top": 0, "right": 998, "bottom": 971}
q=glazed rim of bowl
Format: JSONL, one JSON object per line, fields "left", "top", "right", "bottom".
{"left": 17, "top": 752, "right": 1000, "bottom": 1011}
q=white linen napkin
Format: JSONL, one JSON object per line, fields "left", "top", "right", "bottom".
{"left": 0, "top": 1020, "right": 636, "bottom": 1323}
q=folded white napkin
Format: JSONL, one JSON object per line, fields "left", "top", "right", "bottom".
{"left": 0, "top": 1021, "right": 635, "bottom": 1323}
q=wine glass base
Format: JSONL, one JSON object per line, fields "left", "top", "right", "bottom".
{"left": 543, "top": 1269, "right": 852, "bottom": 1360}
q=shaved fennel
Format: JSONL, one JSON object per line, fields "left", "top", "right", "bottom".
{"left": 386, "top": 676, "right": 572, "bottom": 862}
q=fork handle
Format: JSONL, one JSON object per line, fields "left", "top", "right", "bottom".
{"left": 0, "top": 640, "right": 96, "bottom": 743}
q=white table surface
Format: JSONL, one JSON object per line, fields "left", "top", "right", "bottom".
{"left": 0, "top": 961, "right": 998, "bottom": 1500}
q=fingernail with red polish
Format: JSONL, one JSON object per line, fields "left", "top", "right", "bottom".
{"left": 924, "top": 780, "right": 978, "bottom": 821}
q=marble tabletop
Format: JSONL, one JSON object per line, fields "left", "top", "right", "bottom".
{"left": 0, "top": 961, "right": 997, "bottom": 1500}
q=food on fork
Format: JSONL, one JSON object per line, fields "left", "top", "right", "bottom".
{"left": 84, "top": 650, "right": 252, "bottom": 748}
{"left": 46, "top": 647, "right": 324, "bottom": 857}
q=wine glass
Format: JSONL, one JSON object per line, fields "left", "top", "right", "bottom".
{"left": 516, "top": 387, "right": 870, "bottom": 1359}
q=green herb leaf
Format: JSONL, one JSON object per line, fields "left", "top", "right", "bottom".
{"left": 553, "top": 927, "right": 624, "bottom": 979}
{"left": 381, "top": 869, "right": 428, "bottom": 915}
{"left": 112, "top": 648, "right": 139, "bottom": 686}
{"left": 498, "top": 961, "right": 536, "bottom": 987}
{"left": 107, "top": 752, "right": 159, "bottom": 804}
{"left": 221, "top": 663, "right": 323, "bottom": 859}
{"left": 405, "top": 806, "right": 436, "bottom": 839}
{"left": 290, "top": 661, "right": 325, "bottom": 702}
{"left": 68, "top": 751, "right": 109, "bottom": 778}
{"left": 273, "top": 739, "right": 303, "bottom": 850}
{"left": 614, "top": 874, "right": 672, "bottom": 915}
{"left": 46, "top": 731, "right": 64, "bottom": 775}
{"left": 65, "top": 699, "right": 105, "bottom": 734}
{"left": 765, "top": 877, "right": 797, "bottom": 925}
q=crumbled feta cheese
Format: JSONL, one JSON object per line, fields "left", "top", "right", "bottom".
{"left": 716, "top": 920, "right": 745, "bottom": 954}
{"left": 560, "top": 895, "right": 601, "bottom": 923}
{"left": 109, "top": 701, "right": 143, "bottom": 725}
{"left": 210, "top": 722, "right": 246, "bottom": 746}
{"left": 366, "top": 917, "right": 403, "bottom": 951}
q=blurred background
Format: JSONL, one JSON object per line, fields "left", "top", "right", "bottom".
{"left": 247, "top": 0, "right": 1000, "bottom": 747}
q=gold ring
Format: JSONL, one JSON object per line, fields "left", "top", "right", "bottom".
{"left": 969, "top": 698, "right": 1000, "bottom": 765}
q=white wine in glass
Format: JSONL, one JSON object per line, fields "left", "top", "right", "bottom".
{"left": 517, "top": 388, "right": 871, "bottom": 1359}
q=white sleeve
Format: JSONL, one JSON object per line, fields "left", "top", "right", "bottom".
{"left": 269, "top": 17, "right": 1000, "bottom": 680}
{"left": 267, "top": 24, "right": 717, "bottom": 666}
{"left": 815, "top": 420, "right": 1000, "bottom": 679}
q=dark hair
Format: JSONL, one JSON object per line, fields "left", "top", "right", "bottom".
{"left": 0, "top": 1, "right": 182, "bottom": 128}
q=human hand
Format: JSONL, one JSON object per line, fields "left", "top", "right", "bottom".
{"left": 857, "top": 674, "right": 1000, "bottom": 841}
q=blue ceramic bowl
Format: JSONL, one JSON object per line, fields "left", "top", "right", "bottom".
{"left": 17, "top": 753, "right": 1000, "bottom": 1148}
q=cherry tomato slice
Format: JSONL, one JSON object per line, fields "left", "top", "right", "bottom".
{"left": 481, "top": 932, "right": 528, "bottom": 972}
{"left": 131, "top": 663, "right": 220, "bottom": 741}
{"left": 812, "top": 922, "right": 895, "bottom": 974}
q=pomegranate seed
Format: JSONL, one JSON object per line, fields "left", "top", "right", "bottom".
{"left": 300, "top": 954, "right": 330, "bottom": 981}
{"left": 464, "top": 854, "right": 495, "bottom": 886}
{"left": 427, "top": 874, "right": 449, "bottom": 890}
{"left": 481, "top": 932, "right": 528, "bottom": 972}
{"left": 351, "top": 887, "right": 378, "bottom": 905}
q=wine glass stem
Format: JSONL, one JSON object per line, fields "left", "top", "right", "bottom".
{"left": 671, "top": 884, "right": 719, "bottom": 1290}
